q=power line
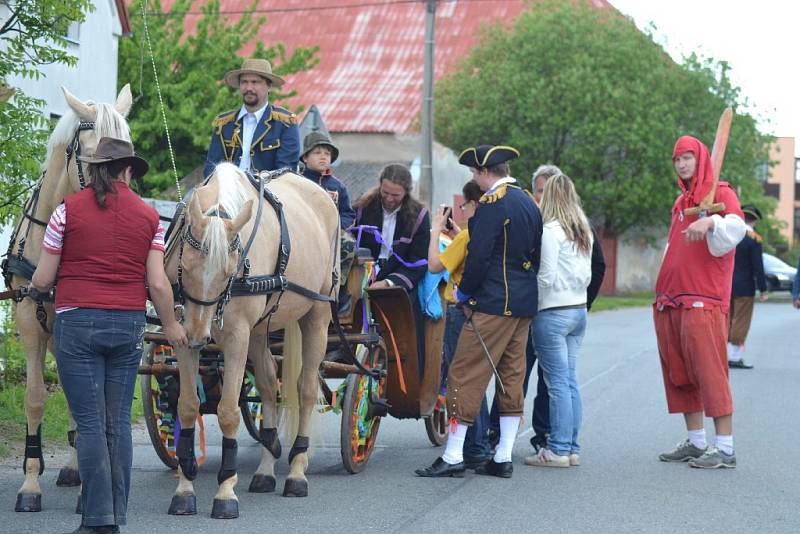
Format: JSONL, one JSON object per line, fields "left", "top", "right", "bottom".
{"left": 142, "top": 0, "right": 510, "bottom": 17}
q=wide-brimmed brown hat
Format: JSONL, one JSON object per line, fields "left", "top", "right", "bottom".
{"left": 224, "top": 58, "right": 286, "bottom": 89}
{"left": 302, "top": 131, "right": 339, "bottom": 163}
{"left": 78, "top": 137, "right": 149, "bottom": 177}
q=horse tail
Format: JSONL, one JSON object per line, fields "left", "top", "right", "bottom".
{"left": 331, "top": 226, "right": 341, "bottom": 300}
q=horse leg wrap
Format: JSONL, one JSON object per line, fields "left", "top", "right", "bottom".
{"left": 288, "top": 435, "right": 309, "bottom": 466}
{"left": 258, "top": 427, "right": 282, "bottom": 459}
{"left": 217, "top": 437, "right": 238, "bottom": 485}
{"left": 176, "top": 428, "right": 198, "bottom": 481}
{"left": 23, "top": 426, "right": 44, "bottom": 476}
{"left": 67, "top": 430, "right": 77, "bottom": 448}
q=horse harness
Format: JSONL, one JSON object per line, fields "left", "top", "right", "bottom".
{"left": 173, "top": 168, "right": 333, "bottom": 331}
{"left": 172, "top": 169, "right": 381, "bottom": 381}
{"left": 0, "top": 121, "right": 97, "bottom": 332}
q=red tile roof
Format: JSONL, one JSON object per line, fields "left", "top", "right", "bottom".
{"left": 172, "top": 0, "right": 613, "bottom": 133}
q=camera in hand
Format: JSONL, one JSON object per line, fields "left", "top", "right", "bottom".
{"left": 441, "top": 205, "right": 454, "bottom": 231}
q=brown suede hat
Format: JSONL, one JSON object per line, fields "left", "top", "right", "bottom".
{"left": 78, "top": 137, "right": 149, "bottom": 177}
{"left": 224, "top": 58, "right": 286, "bottom": 89}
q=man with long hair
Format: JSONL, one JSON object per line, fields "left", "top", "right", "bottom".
{"left": 351, "top": 164, "right": 430, "bottom": 291}
{"left": 416, "top": 145, "right": 541, "bottom": 479}
{"left": 654, "top": 135, "right": 746, "bottom": 469}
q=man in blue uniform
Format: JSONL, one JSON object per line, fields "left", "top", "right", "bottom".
{"left": 204, "top": 58, "right": 300, "bottom": 178}
{"left": 416, "top": 145, "right": 542, "bottom": 479}
{"left": 728, "top": 204, "right": 767, "bottom": 369}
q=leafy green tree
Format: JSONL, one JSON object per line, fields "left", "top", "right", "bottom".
{"left": 0, "top": 0, "right": 93, "bottom": 224}
{"left": 119, "top": 0, "right": 318, "bottom": 197}
{"left": 435, "top": 1, "right": 773, "bottom": 237}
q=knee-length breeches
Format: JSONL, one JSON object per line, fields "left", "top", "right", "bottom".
{"left": 446, "top": 311, "right": 530, "bottom": 425}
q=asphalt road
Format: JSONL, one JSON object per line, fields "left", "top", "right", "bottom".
{"left": 2, "top": 301, "right": 798, "bottom": 534}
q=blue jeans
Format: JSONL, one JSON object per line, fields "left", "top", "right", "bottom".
{"left": 54, "top": 308, "right": 145, "bottom": 527}
{"left": 533, "top": 308, "right": 587, "bottom": 456}
{"left": 443, "top": 304, "right": 491, "bottom": 459}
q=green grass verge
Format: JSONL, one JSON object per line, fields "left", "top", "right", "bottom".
{"left": 0, "top": 376, "right": 144, "bottom": 457}
{"left": 590, "top": 291, "right": 653, "bottom": 313}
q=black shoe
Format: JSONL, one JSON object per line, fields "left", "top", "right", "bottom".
{"left": 463, "top": 456, "right": 491, "bottom": 470}
{"left": 65, "top": 526, "right": 120, "bottom": 534}
{"left": 476, "top": 459, "right": 513, "bottom": 478}
{"left": 415, "top": 457, "right": 465, "bottom": 478}
{"left": 530, "top": 433, "right": 548, "bottom": 453}
{"left": 728, "top": 359, "right": 754, "bottom": 369}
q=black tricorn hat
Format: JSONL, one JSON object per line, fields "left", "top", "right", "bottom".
{"left": 458, "top": 145, "right": 519, "bottom": 168}
{"left": 78, "top": 137, "right": 149, "bottom": 177}
{"left": 741, "top": 204, "right": 762, "bottom": 221}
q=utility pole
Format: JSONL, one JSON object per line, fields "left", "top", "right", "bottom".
{"left": 419, "top": 0, "right": 436, "bottom": 209}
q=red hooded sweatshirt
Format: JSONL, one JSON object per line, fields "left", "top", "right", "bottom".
{"left": 655, "top": 136, "right": 743, "bottom": 312}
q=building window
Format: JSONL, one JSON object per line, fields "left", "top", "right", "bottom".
{"left": 764, "top": 182, "right": 780, "bottom": 199}
{"left": 795, "top": 157, "right": 799, "bottom": 181}
{"left": 755, "top": 162, "right": 769, "bottom": 183}
{"left": 795, "top": 208, "right": 800, "bottom": 239}
{"left": 64, "top": 22, "right": 80, "bottom": 44}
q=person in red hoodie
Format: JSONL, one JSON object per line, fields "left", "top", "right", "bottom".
{"left": 31, "top": 137, "right": 187, "bottom": 534}
{"left": 654, "top": 135, "right": 746, "bottom": 469}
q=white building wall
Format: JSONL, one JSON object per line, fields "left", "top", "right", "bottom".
{"left": 3, "top": 0, "right": 123, "bottom": 117}
{"left": 615, "top": 229, "right": 666, "bottom": 293}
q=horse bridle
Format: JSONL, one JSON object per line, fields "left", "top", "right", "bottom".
{"left": 175, "top": 210, "right": 243, "bottom": 329}
{"left": 1, "top": 121, "right": 96, "bottom": 333}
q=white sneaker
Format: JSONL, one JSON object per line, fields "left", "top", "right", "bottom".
{"left": 524, "top": 448, "right": 570, "bottom": 468}
{"left": 569, "top": 452, "right": 580, "bottom": 466}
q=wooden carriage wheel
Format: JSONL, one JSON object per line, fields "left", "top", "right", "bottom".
{"left": 240, "top": 371, "right": 284, "bottom": 442}
{"left": 340, "top": 341, "right": 388, "bottom": 474}
{"left": 140, "top": 343, "right": 206, "bottom": 470}
{"left": 424, "top": 395, "right": 448, "bottom": 446}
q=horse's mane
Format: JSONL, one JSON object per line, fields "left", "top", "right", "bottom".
{"left": 201, "top": 163, "right": 248, "bottom": 273}
{"left": 43, "top": 102, "right": 131, "bottom": 171}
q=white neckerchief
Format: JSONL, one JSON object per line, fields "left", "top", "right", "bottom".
{"left": 237, "top": 102, "right": 269, "bottom": 171}
{"left": 483, "top": 176, "right": 516, "bottom": 197}
{"left": 379, "top": 206, "right": 400, "bottom": 260}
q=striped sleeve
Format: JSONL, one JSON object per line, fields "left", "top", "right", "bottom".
{"left": 151, "top": 221, "right": 166, "bottom": 252}
{"left": 42, "top": 203, "right": 67, "bottom": 254}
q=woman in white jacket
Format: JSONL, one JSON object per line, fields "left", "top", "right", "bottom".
{"left": 525, "top": 173, "right": 593, "bottom": 468}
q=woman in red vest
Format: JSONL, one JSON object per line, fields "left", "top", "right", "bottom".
{"left": 31, "top": 137, "right": 187, "bottom": 534}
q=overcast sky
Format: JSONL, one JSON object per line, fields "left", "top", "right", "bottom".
{"left": 611, "top": 0, "right": 800, "bottom": 156}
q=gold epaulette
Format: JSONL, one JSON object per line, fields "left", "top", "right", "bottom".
{"left": 480, "top": 184, "right": 508, "bottom": 204}
{"left": 212, "top": 110, "right": 237, "bottom": 129}
{"left": 270, "top": 108, "right": 297, "bottom": 125}
{"left": 747, "top": 229, "right": 762, "bottom": 243}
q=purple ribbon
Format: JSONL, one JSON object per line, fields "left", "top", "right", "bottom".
{"left": 349, "top": 224, "right": 428, "bottom": 269}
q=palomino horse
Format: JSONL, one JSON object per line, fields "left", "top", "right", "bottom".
{"left": 164, "top": 163, "right": 339, "bottom": 518}
{"left": 5, "top": 85, "right": 133, "bottom": 512}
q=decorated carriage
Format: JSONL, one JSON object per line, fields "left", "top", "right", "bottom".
{"left": 138, "top": 207, "right": 449, "bottom": 476}
{"left": 3, "top": 84, "right": 449, "bottom": 520}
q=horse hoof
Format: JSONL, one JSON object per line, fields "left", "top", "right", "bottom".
{"left": 56, "top": 467, "right": 81, "bottom": 487}
{"left": 282, "top": 478, "right": 308, "bottom": 497}
{"left": 211, "top": 498, "right": 239, "bottom": 519}
{"left": 167, "top": 494, "right": 197, "bottom": 516}
{"left": 75, "top": 494, "right": 82, "bottom": 514}
{"left": 15, "top": 493, "right": 42, "bottom": 512}
{"left": 248, "top": 474, "right": 276, "bottom": 493}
